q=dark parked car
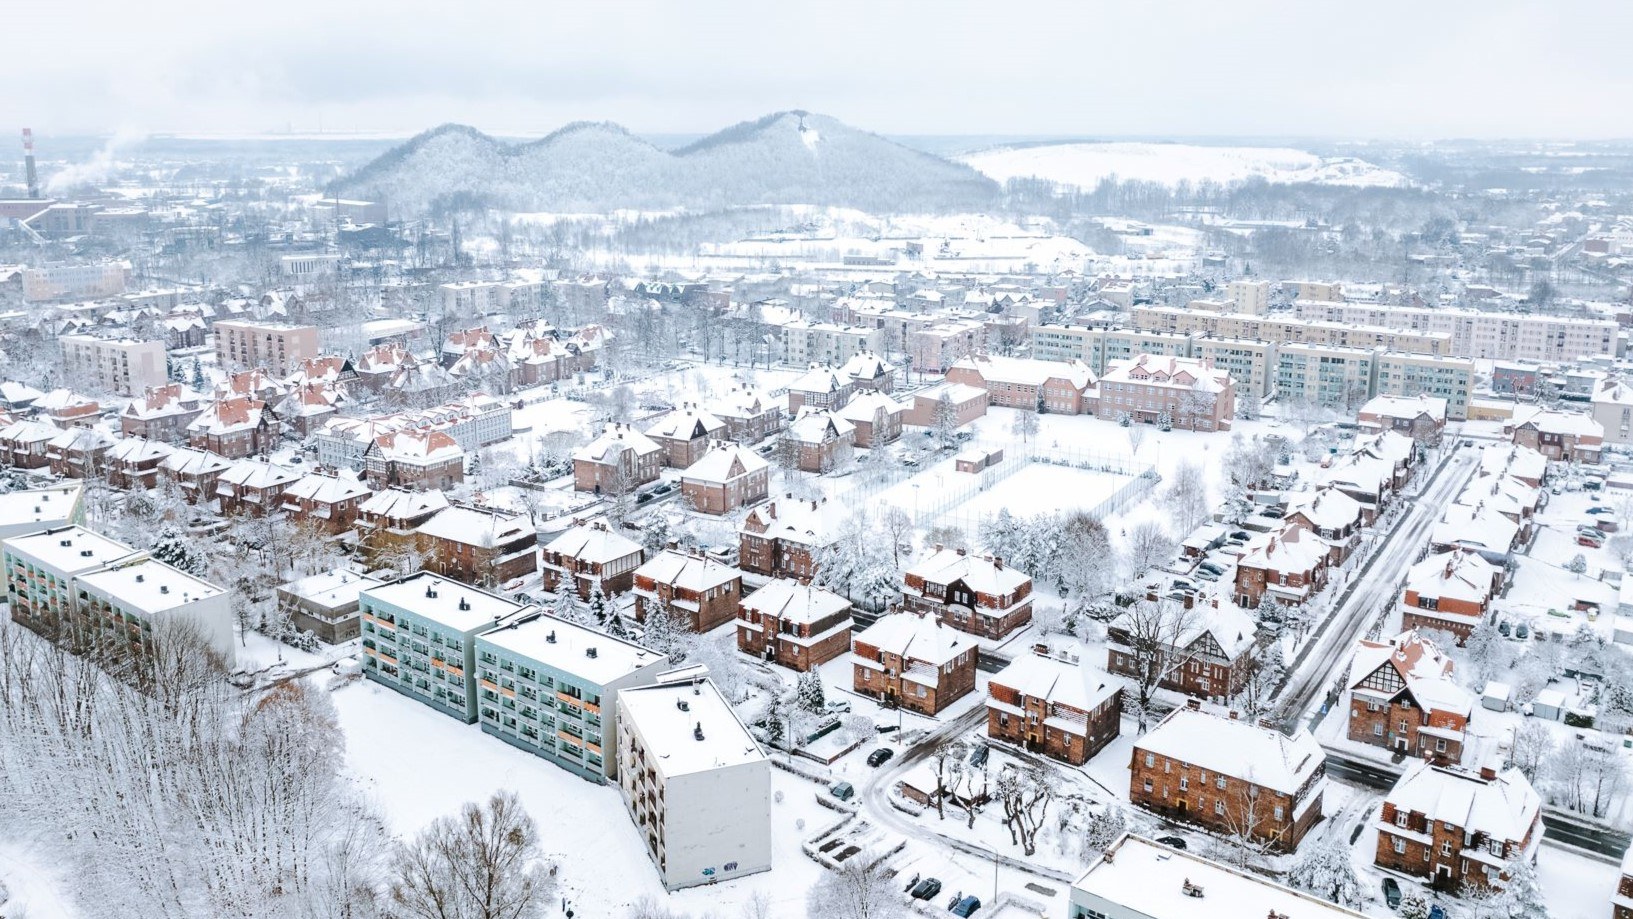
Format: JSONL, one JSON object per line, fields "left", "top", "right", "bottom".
{"left": 1155, "top": 836, "right": 1187, "bottom": 850}
{"left": 910, "top": 878, "right": 942, "bottom": 901}
{"left": 1428, "top": 906, "right": 1447, "bottom": 919}
{"left": 830, "top": 781, "right": 855, "bottom": 802}
{"left": 968, "top": 744, "right": 989, "bottom": 769}
{"left": 1588, "top": 506, "right": 1615, "bottom": 515}
{"left": 866, "top": 748, "right": 894, "bottom": 768}
{"left": 949, "top": 895, "right": 981, "bottom": 917}
{"left": 1382, "top": 877, "right": 1401, "bottom": 909}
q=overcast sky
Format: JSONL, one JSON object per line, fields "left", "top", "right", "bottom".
{"left": 9, "top": 0, "right": 1633, "bottom": 140}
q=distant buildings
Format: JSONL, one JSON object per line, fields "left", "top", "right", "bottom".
{"left": 59, "top": 334, "right": 168, "bottom": 397}
{"left": 22, "top": 261, "right": 130, "bottom": 302}
{"left": 213, "top": 320, "right": 320, "bottom": 377}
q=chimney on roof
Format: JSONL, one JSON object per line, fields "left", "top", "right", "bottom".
{"left": 956, "top": 547, "right": 966, "bottom": 557}
{"left": 1185, "top": 697, "right": 1201, "bottom": 712}
{"left": 586, "top": 647, "right": 597, "bottom": 658}
{"left": 1479, "top": 765, "right": 1497, "bottom": 781}
{"left": 1229, "top": 710, "right": 1239, "bottom": 720}
{"left": 993, "top": 556, "right": 1003, "bottom": 570}
{"left": 1258, "top": 717, "right": 1275, "bottom": 730}
{"left": 693, "top": 721, "right": 704, "bottom": 741}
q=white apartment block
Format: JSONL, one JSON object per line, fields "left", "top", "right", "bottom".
{"left": 617, "top": 679, "right": 771, "bottom": 891}
{"left": 22, "top": 261, "right": 131, "bottom": 302}
{"left": 1375, "top": 351, "right": 1476, "bottom": 421}
{"left": 1228, "top": 280, "right": 1271, "bottom": 315}
{"left": 1288, "top": 280, "right": 1344, "bottom": 302}
{"left": 280, "top": 253, "right": 343, "bottom": 277}
{"left": 1192, "top": 336, "right": 1277, "bottom": 399}
{"left": 1132, "top": 307, "right": 1452, "bottom": 358}
{"left": 439, "top": 279, "right": 547, "bottom": 316}
{"left": 1100, "top": 329, "right": 1194, "bottom": 375}
{"left": 59, "top": 334, "right": 168, "bottom": 397}
{"left": 1291, "top": 300, "right": 1617, "bottom": 362}
{"left": 214, "top": 320, "right": 320, "bottom": 377}
{"left": 1276, "top": 343, "right": 1376, "bottom": 410}
{"left": 778, "top": 319, "right": 886, "bottom": 366}
{"left": 1029, "top": 324, "right": 1104, "bottom": 365}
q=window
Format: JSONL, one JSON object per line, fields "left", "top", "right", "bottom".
{"left": 1142, "top": 780, "right": 1153, "bottom": 793}
{"left": 1273, "top": 806, "right": 1284, "bottom": 821}
{"left": 1393, "top": 837, "right": 1406, "bottom": 855}
{"left": 1216, "top": 776, "right": 1226, "bottom": 790}
{"left": 1396, "top": 812, "right": 1408, "bottom": 827}
{"left": 1179, "top": 777, "right": 1189, "bottom": 791}
{"left": 1145, "top": 753, "right": 1155, "bottom": 768}
{"left": 1214, "top": 801, "right": 1224, "bottom": 815}
{"left": 1373, "top": 723, "right": 1384, "bottom": 737}
{"left": 1441, "top": 841, "right": 1452, "bottom": 856}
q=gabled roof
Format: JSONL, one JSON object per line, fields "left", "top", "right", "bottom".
{"left": 739, "top": 498, "right": 849, "bottom": 548}
{"left": 949, "top": 354, "right": 1096, "bottom": 390}
{"left": 573, "top": 422, "right": 661, "bottom": 463}
{"left": 789, "top": 364, "right": 849, "bottom": 395}
{"left": 634, "top": 549, "right": 741, "bottom": 592}
{"left": 740, "top": 579, "right": 850, "bottom": 625}
{"left": 1135, "top": 708, "right": 1324, "bottom": 795}
{"left": 1282, "top": 487, "right": 1363, "bottom": 532}
{"left": 1101, "top": 353, "right": 1230, "bottom": 394}
{"left": 1237, "top": 524, "right": 1328, "bottom": 574}
{"left": 283, "top": 470, "right": 370, "bottom": 504}
{"left": 416, "top": 504, "right": 534, "bottom": 548}
{"left": 852, "top": 612, "right": 969, "bottom": 667}
{"left": 161, "top": 447, "right": 231, "bottom": 476}
{"left": 1359, "top": 393, "right": 1447, "bottom": 423}
{"left": 906, "top": 547, "right": 1031, "bottom": 595}
{"left": 1406, "top": 550, "right": 1497, "bottom": 605}
{"left": 645, "top": 405, "right": 726, "bottom": 441}
{"left": 187, "top": 396, "right": 265, "bottom": 435}
{"left": 988, "top": 651, "right": 1120, "bottom": 714}
{"left": 543, "top": 522, "right": 642, "bottom": 564}
{"left": 836, "top": 390, "right": 907, "bottom": 424}
{"left": 1385, "top": 759, "right": 1540, "bottom": 843}
{"left": 359, "top": 486, "right": 449, "bottom": 520}
{"left": 106, "top": 437, "right": 173, "bottom": 464}
{"left": 123, "top": 383, "right": 204, "bottom": 420}
{"left": 681, "top": 441, "right": 769, "bottom": 484}
{"left": 1431, "top": 504, "right": 1520, "bottom": 555}
{"left": 786, "top": 408, "right": 855, "bottom": 444}
{"left": 218, "top": 459, "right": 300, "bottom": 490}
{"left": 839, "top": 350, "right": 895, "bottom": 382}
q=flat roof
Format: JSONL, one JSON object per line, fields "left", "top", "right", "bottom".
{"left": 619, "top": 680, "right": 765, "bottom": 778}
{"left": 0, "top": 482, "right": 83, "bottom": 536}
{"left": 478, "top": 613, "right": 664, "bottom": 686}
{"left": 361, "top": 572, "right": 525, "bottom": 633}
{"left": 1073, "top": 834, "right": 1367, "bottom": 919}
{"left": 2, "top": 524, "right": 139, "bottom": 575}
{"left": 279, "top": 568, "right": 386, "bottom": 609}
{"left": 77, "top": 558, "right": 224, "bottom": 615}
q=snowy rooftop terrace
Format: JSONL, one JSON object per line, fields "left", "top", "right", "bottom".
{"left": 619, "top": 679, "right": 765, "bottom": 778}
{"left": 477, "top": 612, "right": 664, "bottom": 687}
{"left": 363, "top": 573, "right": 527, "bottom": 633}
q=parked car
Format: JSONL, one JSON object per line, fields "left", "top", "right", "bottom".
{"left": 830, "top": 781, "right": 855, "bottom": 802}
{"left": 1382, "top": 877, "right": 1401, "bottom": 909}
{"left": 1155, "top": 836, "right": 1187, "bottom": 850}
{"left": 1428, "top": 905, "right": 1447, "bottom": 919}
{"left": 1578, "top": 534, "right": 1603, "bottom": 548}
{"left": 910, "top": 878, "right": 942, "bottom": 901}
{"left": 968, "top": 744, "right": 989, "bottom": 769}
{"left": 1198, "top": 562, "right": 1226, "bottom": 576}
{"left": 949, "top": 895, "right": 981, "bottom": 917}
{"left": 1516, "top": 623, "right": 1531, "bottom": 640}
{"left": 1576, "top": 524, "right": 1604, "bottom": 537}
{"left": 1498, "top": 620, "right": 1512, "bottom": 637}
{"left": 866, "top": 748, "right": 894, "bottom": 768}
{"left": 825, "top": 699, "right": 852, "bottom": 715}
{"left": 1195, "top": 570, "right": 1220, "bottom": 582}
{"left": 1587, "top": 506, "right": 1615, "bottom": 515}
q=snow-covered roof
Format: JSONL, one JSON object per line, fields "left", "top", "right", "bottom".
{"left": 949, "top": 354, "right": 1096, "bottom": 390}
{"left": 278, "top": 567, "right": 385, "bottom": 609}
{"left": 1510, "top": 406, "right": 1604, "bottom": 439}
{"left": 1592, "top": 378, "right": 1633, "bottom": 407}
{"left": 635, "top": 549, "right": 741, "bottom": 592}
{"left": 906, "top": 547, "right": 1031, "bottom": 595}
{"left": 839, "top": 350, "right": 894, "bottom": 382}
{"left": 788, "top": 365, "right": 849, "bottom": 395}
{"left": 709, "top": 386, "right": 779, "bottom": 420}
{"left": 1108, "top": 596, "right": 1258, "bottom": 660}
{"left": 544, "top": 522, "right": 642, "bottom": 565}
{"left": 1431, "top": 504, "right": 1519, "bottom": 555}
{"left": 415, "top": 504, "right": 534, "bottom": 548}
{"left": 852, "top": 612, "right": 970, "bottom": 668}
{"left": 374, "top": 429, "right": 462, "bottom": 463}
{"left": 122, "top": 383, "right": 203, "bottom": 420}
{"left": 680, "top": 441, "right": 769, "bottom": 484}
{"left": 739, "top": 579, "right": 851, "bottom": 626}
{"left": 1237, "top": 524, "right": 1328, "bottom": 575}
{"left": 740, "top": 498, "right": 849, "bottom": 548}
{"left": 0, "top": 482, "right": 83, "bottom": 537}
{"left": 1101, "top": 353, "right": 1231, "bottom": 394}
{"left": 219, "top": 459, "right": 300, "bottom": 490}
{"left": 785, "top": 408, "right": 855, "bottom": 444}
{"left": 359, "top": 486, "right": 449, "bottom": 520}
{"left": 479, "top": 611, "right": 664, "bottom": 687}
{"left": 0, "top": 380, "right": 43, "bottom": 404}
{"left": 283, "top": 470, "right": 370, "bottom": 504}
{"left": 644, "top": 405, "right": 726, "bottom": 441}
{"left": 619, "top": 679, "right": 766, "bottom": 778}
{"left": 836, "top": 390, "right": 907, "bottom": 424}
{"left": 914, "top": 381, "right": 987, "bottom": 405}
{"left": 363, "top": 572, "right": 526, "bottom": 633}
{"left": 161, "top": 447, "right": 233, "bottom": 477}
{"left": 187, "top": 395, "right": 264, "bottom": 435}
{"left": 1406, "top": 551, "right": 1497, "bottom": 605}
{"left": 1479, "top": 443, "right": 1547, "bottom": 483}
{"left": 106, "top": 437, "right": 173, "bottom": 464}
{"left": 573, "top": 422, "right": 661, "bottom": 463}
{"left": 1, "top": 524, "right": 139, "bottom": 574}
{"left": 1359, "top": 393, "right": 1447, "bottom": 423}
{"left": 1349, "top": 630, "right": 1473, "bottom": 717}
{"left": 77, "top": 558, "right": 224, "bottom": 616}
{"left": 1385, "top": 759, "right": 1540, "bottom": 843}
{"left": 1282, "top": 487, "right": 1362, "bottom": 532}
{"left": 1135, "top": 708, "right": 1324, "bottom": 795}
{"left": 0, "top": 419, "right": 60, "bottom": 443}
{"left": 988, "top": 651, "right": 1120, "bottom": 714}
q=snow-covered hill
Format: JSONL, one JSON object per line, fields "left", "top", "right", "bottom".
{"left": 959, "top": 141, "right": 1410, "bottom": 190}
{"left": 331, "top": 112, "right": 1000, "bottom": 214}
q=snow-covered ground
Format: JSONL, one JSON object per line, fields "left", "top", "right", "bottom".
{"left": 959, "top": 142, "right": 1410, "bottom": 190}
{"left": 0, "top": 840, "right": 80, "bottom": 919}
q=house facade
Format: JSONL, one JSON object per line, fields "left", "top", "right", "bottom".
{"left": 850, "top": 612, "right": 978, "bottom": 716}
{"left": 735, "top": 579, "right": 853, "bottom": 672}
{"left": 902, "top": 547, "right": 1033, "bottom": 640}
{"left": 1374, "top": 761, "right": 1541, "bottom": 894}
{"left": 987, "top": 649, "right": 1122, "bottom": 766}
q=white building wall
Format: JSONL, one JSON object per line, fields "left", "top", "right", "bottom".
{"left": 661, "top": 760, "right": 771, "bottom": 890}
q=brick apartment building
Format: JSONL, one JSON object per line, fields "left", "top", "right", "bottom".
{"left": 415, "top": 504, "right": 537, "bottom": 588}
{"left": 738, "top": 497, "right": 846, "bottom": 581}
{"left": 355, "top": 487, "right": 449, "bottom": 565}
{"left": 902, "top": 547, "right": 1033, "bottom": 640}
{"left": 781, "top": 409, "right": 855, "bottom": 473}
{"left": 280, "top": 470, "right": 372, "bottom": 535}
{"left": 735, "top": 579, "right": 853, "bottom": 671}
{"left": 987, "top": 649, "right": 1122, "bottom": 765}
{"left": 187, "top": 396, "right": 277, "bottom": 459}
{"left": 680, "top": 442, "right": 770, "bottom": 515}
{"left": 1234, "top": 523, "right": 1331, "bottom": 608}
{"left": 215, "top": 460, "right": 301, "bottom": 517}
{"left": 851, "top": 612, "right": 978, "bottom": 716}
{"left": 363, "top": 430, "right": 465, "bottom": 492}
{"left": 1375, "top": 760, "right": 1541, "bottom": 894}
{"left": 540, "top": 521, "right": 645, "bottom": 601}
{"left": 945, "top": 354, "right": 1097, "bottom": 414}
{"left": 105, "top": 437, "right": 173, "bottom": 490}
{"left": 1106, "top": 596, "right": 1259, "bottom": 703}
{"left": 1399, "top": 550, "right": 1499, "bottom": 643}
{"left": 1506, "top": 407, "right": 1604, "bottom": 464}
{"left": 786, "top": 365, "right": 857, "bottom": 414}
{"left": 836, "top": 391, "right": 905, "bottom": 448}
{"left": 1348, "top": 630, "right": 1474, "bottom": 762}
{"left": 643, "top": 404, "right": 727, "bottom": 468}
{"left": 120, "top": 383, "right": 205, "bottom": 443}
{"left": 572, "top": 423, "right": 662, "bottom": 494}
{"left": 631, "top": 549, "right": 743, "bottom": 633}
{"left": 1357, "top": 394, "right": 1448, "bottom": 446}
{"left": 1098, "top": 353, "right": 1236, "bottom": 431}
{"left": 710, "top": 387, "right": 783, "bottom": 444}
{"left": 1130, "top": 702, "right": 1327, "bottom": 852}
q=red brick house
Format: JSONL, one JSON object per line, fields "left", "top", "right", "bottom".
{"left": 44, "top": 427, "right": 114, "bottom": 480}
{"left": 1358, "top": 394, "right": 1447, "bottom": 446}
{"left": 903, "top": 547, "right": 1033, "bottom": 640}
{"left": 839, "top": 350, "right": 895, "bottom": 393}
{"left": 644, "top": 404, "right": 727, "bottom": 468}
{"left": 281, "top": 470, "right": 372, "bottom": 535}
{"left": 120, "top": 383, "right": 205, "bottom": 443}
{"left": 736, "top": 578, "right": 853, "bottom": 671}
{"left": 1375, "top": 760, "right": 1541, "bottom": 894}
{"left": 572, "top": 423, "right": 662, "bottom": 494}
{"left": 1234, "top": 523, "right": 1331, "bottom": 608}
{"left": 363, "top": 430, "right": 465, "bottom": 492}
{"left": 945, "top": 354, "right": 1096, "bottom": 414}
{"left": 836, "top": 391, "right": 905, "bottom": 448}
{"left": 188, "top": 395, "right": 277, "bottom": 459}
{"left": 216, "top": 460, "right": 301, "bottom": 517}
{"left": 1347, "top": 630, "right": 1474, "bottom": 762}
{"left": 1399, "top": 550, "right": 1499, "bottom": 643}
{"left": 782, "top": 409, "right": 856, "bottom": 473}
{"left": 0, "top": 420, "right": 58, "bottom": 470}
{"left": 540, "top": 521, "right": 645, "bottom": 600}
{"left": 274, "top": 381, "right": 346, "bottom": 438}
{"left": 851, "top": 612, "right": 978, "bottom": 716}
{"left": 1130, "top": 702, "right": 1326, "bottom": 852}
{"left": 1506, "top": 408, "right": 1603, "bottom": 464}
{"left": 355, "top": 487, "right": 449, "bottom": 565}
{"left": 1281, "top": 487, "right": 1365, "bottom": 565}
{"left": 1099, "top": 354, "right": 1235, "bottom": 431}
{"left": 1106, "top": 596, "right": 1259, "bottom": 703}
{"left": 738, "top": 497, "right": 846, "bottom": 581}
{"left": 986, "top": 649, "right": 1122, "bottom": 765}
{"left": 105, "top": 437, "right": 174, "bottom": 490}
{"left": 415, "top": 504, "right": 537, "bottom": 588}
{"left": 631, "top": 549, "right": 743, "bottom": 633}
{"left": 160, "top": 447, "right": 233, "bottom": 505}
{"left": 710, "top": 387, "right": 783, "bottom": 444}
{"left": 680, "top": 442, "right": 770, "bottom": 515}
{"left": 32, "top": 389, "right": 101, "bottom": 429}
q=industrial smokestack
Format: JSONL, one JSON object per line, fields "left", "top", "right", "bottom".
{"left": 22, "top": 128, "right": 39, "bottom": 199}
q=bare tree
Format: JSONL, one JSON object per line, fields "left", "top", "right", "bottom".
{"left": 806, "top": 853, "right": 905, "bottom": 919}
{"left": 388, "top": 791, "right": 555, "bottom": 919}
{"left": 931, "top": 393, "right": 958, "bottom": 448}
{"left": 1162, "top": 461, "right": 1210, "bottom": 534}
{"left": 1123, "top": 521, "right": 1176, "bottom": 579}
{"left": 931, "top": 739, "right": 970, "bottom": 821}
{"left": 1126, "top": 424, "right": 1147, "bottom": 456}
{"left": 1111, "top": 597, "right": 1198, "bottom": 732}
{"left": 1010, "top": 408, "right": 1039, "bottom": 446}
{"left": 995, "top": 764, "right": 1058, "bottom": 857}
{"left": 879, "top": 506, "right": 914, "bottom": 570}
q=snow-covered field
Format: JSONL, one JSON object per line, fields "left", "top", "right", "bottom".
{"left": 959, "top": 142, "right": 1410, "bottom": 190}
{"left": 0, "top": 840, "right": 80, "bottom": 919}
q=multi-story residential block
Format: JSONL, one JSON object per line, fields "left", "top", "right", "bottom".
{"left": 187, "top": 395, "right": 276, "bottom": 459}
{"left": 3, "top": 525, "right": 142, "bottom": 639}
{"left": 476, "top": 612, "right": 669, "bottom": 783}
{"left": 541, "top": 521, "right": 645, "bottom": 601}
{"left": 679, "top": 442, "right": 770, "bottom": 515}
{"left": 1133, "top": 307, "right": 1452, "bottom": 357}
{"left": 987, "top": 648, "right": 1122, "bottom": 765}
{"left": 315, "top": 395, "right": 511, "bottom": 469}
{"left": 280, "top": 470, "right": 372, "bottom": 535}
{"left": 1275, "top": 343, "right": 1376, "bottom": 411}
{"left": 213, "top": 320, "right": 319, "bottom": 377}
{"left": 1505, "top": 407, "right": 1604, "bottom": 464}
{"left": 835, "top": 391, "right": 905, "bottom": 448}
{"left": 1399, "top": 550, "right": 1499, "bottom": 643}
{"left": 1290, "top": 299, "right": 1616, "bottom": 362}
{"left": 779, "top": 319, "right": 885, "bottom": 366}
{"left": 1375, "top": 760, "right": 1541, "bottom": 893}
{"left": 1191, "top": 336, "right": 1277, "bottom": 400}
{"left": 120, "top": 383, "right": 206, "bottom": 442}
{"left": 1347, "top": 629, "right": 1474, "bottom": 762}
{"left": 1130, "top": 701, "right": 1326, "bottom": 852}
{"left": 1591, "top": 379, "right": 1633, "bottom": 445}
{"left": 360, "top": 573, "right": 527, "bottom": 721}
{"left": 275, "top": 567, "right": 386, "bottom": 644}
{"left": 416, "top": 504, "right": 537, "bottom": 588}
{"left": 58, "top": 334, "right": 168, "bottom": 397}
{"left": 1028, "top": 323, "right": 1105, "bottom": 366}
{"left": 22, "top": 262, "right": 130, "bottom": 302}
{"left": 782, "top": 409, "right": 855, "bottom": 473}
{"left": 1111, "top": 583, "right": 1262, "bottom": 694}
{"left": 616, "top": 679, "right": 771, "bottom": 891}
{"left": 944, "top": 354, "right": 1097, "bottom": 414}
{"left": 1228, "top": 279, "right": 1271, "bottom": 315}
{"left": 903, "top": 546, "right": 1033, "bottom": 640}
{"left": 1070, "top": 833, "right": 1369, "bottom": 919}
{"left": 644, "top": 405, "right": 727, "bottom": 468}
{"left": 1289, "top": 280, "right": 1343, "bottom": 302}
{"left": 572, "top": 423, "right": 663, "bottom": 494}
{"left": 0, "top": 481, "right": 85, "bottom": 541}
{"left": 74, "top": 556, "right": 235, "bottom": 665}
{"left": 356, "top": 487, "right": 449, "bottom": 564}
{"left": 1234, "top": 523, "right": 1331, "bottom": 608}
{"left": 738, "top": 497, "right": 846, "bottom": 581}
{"left": 632, "top": 549, "right": 743, "bottom": 633}
{"left": 1374, "top": 352, "right": 1475, "bottom": 421}
{"left": 1357, "top": 394, "right": 1448, "bottom": 445}
{"left": 1098, "top": 354, "right": 1235, "bottom": 431}
{"left": 709, "top": 387, "right": 783, "bottom": 445}
{"left": 1099, "top": 329, "right": 1195, "bottom": 374}
{"left": 735, "top": 579, "right": 853, "bottom": 672}
{"left": 851, "top": 612, "right": 978, "bottom": 716}
{"left": 908, "top": 321, "right": 984, "bottom": 374}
